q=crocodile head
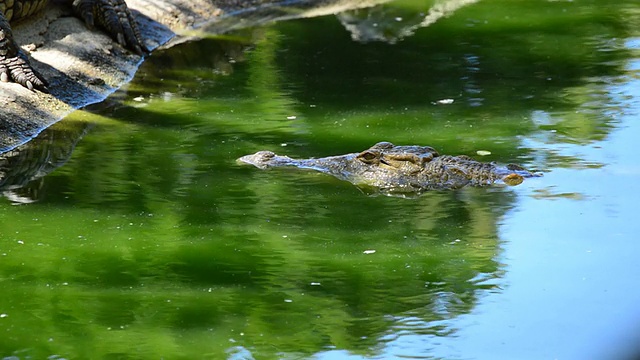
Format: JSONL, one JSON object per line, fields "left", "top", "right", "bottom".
{"left": 238, "top": 142, "right": 439, "bottom": 173}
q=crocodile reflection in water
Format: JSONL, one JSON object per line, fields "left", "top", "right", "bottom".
{"left": 238, "top": 142, "right": 541, "bottom": 194}
{"left": 0, "top": 121, "right": 91, "bottom": 203}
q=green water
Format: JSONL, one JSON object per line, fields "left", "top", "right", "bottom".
{"left": 2, "top": 0, "right": 640, "bottom": 359}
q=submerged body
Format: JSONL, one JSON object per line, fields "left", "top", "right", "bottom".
{"left": 238, "top": 142, "right": 541, "bottom": 194}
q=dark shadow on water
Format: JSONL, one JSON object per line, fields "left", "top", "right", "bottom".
{"left": 0, "top": 120, "right": 91, "bottom": 204}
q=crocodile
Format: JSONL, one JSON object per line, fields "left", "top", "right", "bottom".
{"left": 0, "top": 0, "right": 147, "bottom": 91}
{"left": 238, "top": 142, "right": 541, "bottom": 194}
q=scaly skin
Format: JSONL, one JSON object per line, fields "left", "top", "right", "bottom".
{"left": 0, "top": 0, "right": 147, "bottom": 91}
{"left": 0, "top": 0, "right": 50, "bottom": 21}
{"left": 238, "top": 142, "right": 541, "bottom": 193}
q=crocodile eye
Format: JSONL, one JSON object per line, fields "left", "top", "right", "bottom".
{"left": 258, "top": 151, "right": 276, "bottom": 160}
{"left": 358, "top": 150, "right": 380, "bottom": 164}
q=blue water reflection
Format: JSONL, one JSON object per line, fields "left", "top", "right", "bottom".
{"left": 376, "top": 38, "right": 640, "bottom": 360}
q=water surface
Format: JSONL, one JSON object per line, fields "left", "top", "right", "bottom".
{"left": 1, "top": 0, "right": 639, "bottom": 359}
